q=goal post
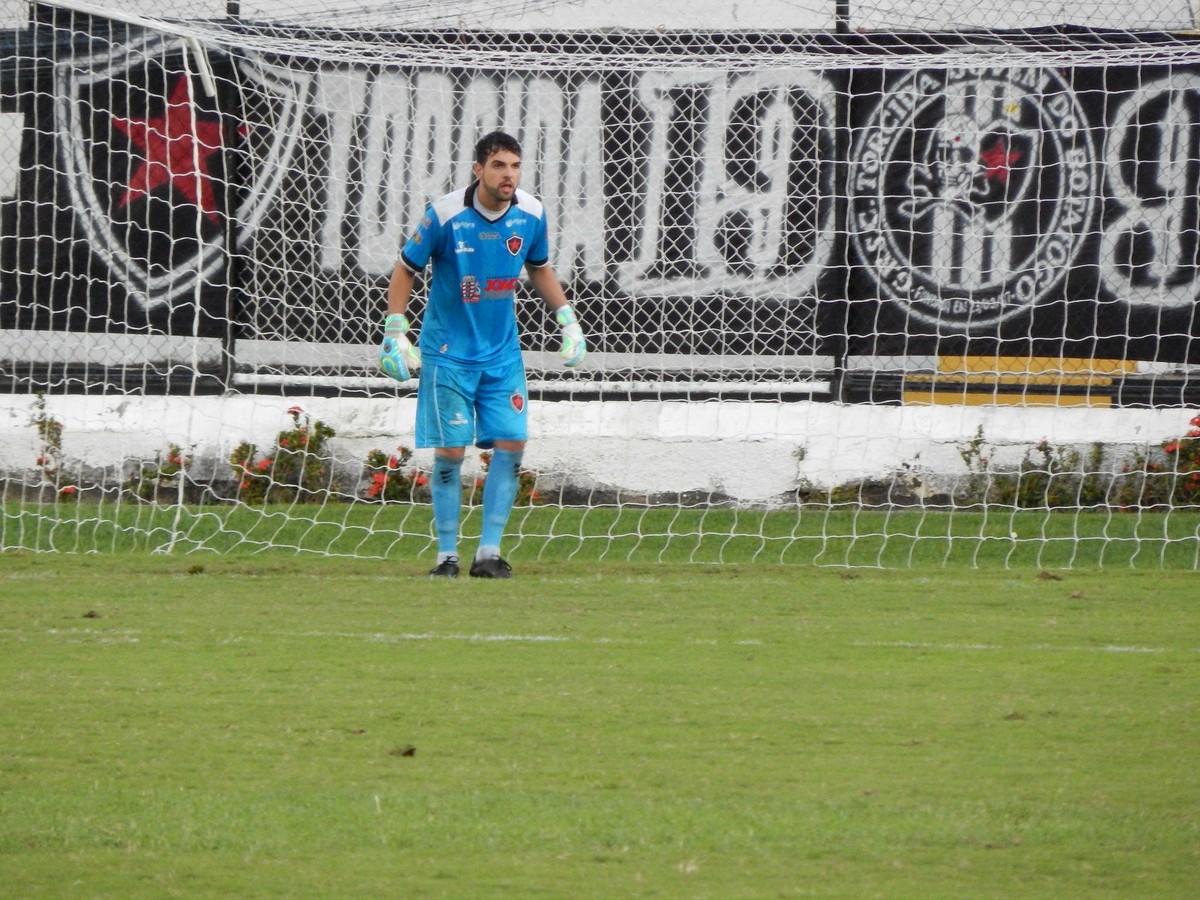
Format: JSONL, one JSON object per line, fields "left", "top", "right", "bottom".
{"left": 1, "top": 0, "right": 1200, "bottom": 566}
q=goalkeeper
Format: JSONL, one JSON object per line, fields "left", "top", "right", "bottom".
{"left": 380, "top": 130, "right": 587, "bottom": 579}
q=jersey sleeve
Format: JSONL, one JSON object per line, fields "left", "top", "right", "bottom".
{"left": 524, "top": 210, "right": 551, "bottom": 269}
{"left": 399, "top": 207, "right": 439, "bottom": 273}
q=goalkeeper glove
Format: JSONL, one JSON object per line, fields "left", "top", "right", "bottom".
{"left": 379, "top": 313, "right": 421, "bottom": 382}
{"left": 555, "top": 305, "right": 587, "bottom": 368}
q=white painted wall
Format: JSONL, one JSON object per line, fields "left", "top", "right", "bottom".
{"left": 0, "top": 393, "right": 1190, "bottom": 503}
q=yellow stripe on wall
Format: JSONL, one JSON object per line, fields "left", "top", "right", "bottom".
{"left": 901, "top": 357, "right": 1134, "bottom": 407}
{"left": 936, "top": 356, "right": 1136, "bottom": 376}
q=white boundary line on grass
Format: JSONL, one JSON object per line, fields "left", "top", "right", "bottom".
{"left": 368, "top": 632, "right": 571, "bottom": 643}
{"left": 853, "top": 640, "right": 1171, "bottom": 654}
{"left": 301, "top": 632, "right": 1183, "bottom": 653}
{"left": 290, "top": 631, "right": 768, "bottom": 646}
{"left": 8, "top": 630, "right": 1195, "bottom": 654}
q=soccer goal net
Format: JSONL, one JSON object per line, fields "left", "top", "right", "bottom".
{"left": 1, "top": 0, "right": 1199, "bottom": 567}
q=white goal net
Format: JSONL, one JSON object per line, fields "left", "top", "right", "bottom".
{"left": 1, "top": 0, "right": 1199, "bottom": 567}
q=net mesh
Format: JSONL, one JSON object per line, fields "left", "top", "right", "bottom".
{"left": 1, "top": 0, "right": 1199, "bottom": 566}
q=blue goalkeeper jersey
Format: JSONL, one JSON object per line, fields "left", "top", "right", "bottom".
{"left": 399, "top": 183, "right": 550, "bottom": 371}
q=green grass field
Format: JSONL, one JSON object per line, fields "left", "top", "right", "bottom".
{"left": 4, "top": 502, "right": 1200, "bottom": 568}
{"left": 1, "top": 550, "right": 1197, "bottom": 898}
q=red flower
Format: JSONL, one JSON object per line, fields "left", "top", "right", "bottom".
{"left": 256, "top": 458, "right": 273, "bottom": 472}
{"left": 1164, "top": 441, "right": 1180, "bottom": 454}
{"left": 367, "top": 472, "right": 389, "bottom": 498}
{"left": 1189, "top": 413, "right": 1200, "bottom": 428}
{"left": 414, "top": 474, "right": 428, "bottom": 487}
{"left": 59, "top": 485, "right": 78, "bottom": 496}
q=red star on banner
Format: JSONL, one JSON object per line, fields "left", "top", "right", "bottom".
{"left": 112, "top": 74, "right": 224, "bottom": 222}
{"left": 979, "top": 138, "right": 1022, "bottom": 184}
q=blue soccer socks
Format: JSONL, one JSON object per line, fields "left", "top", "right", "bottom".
{"left": 430, "top": 453, "right": 464, "bottom": 558}
{"left": 479, "top": 448, "right": 523, "bottom": 556}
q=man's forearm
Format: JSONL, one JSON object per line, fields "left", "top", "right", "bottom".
{"left": 388, "top": 264, "right": 416, "bottom": 315}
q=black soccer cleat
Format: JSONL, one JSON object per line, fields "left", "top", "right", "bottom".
{"left": 468, "top": 556, "right": 513, "bottom": 579}
{"left": 428, "top": 556, "right": 460, "bottom": 578}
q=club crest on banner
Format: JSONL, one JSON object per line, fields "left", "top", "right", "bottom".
{"left": 54, "top": 35, "right": 232, "bottom": 314}
{"left": 850, "top": 67, "right": 1097, "bottom": 331}
{"left": 53, "top": 37, "right": 305, "bottom": 319}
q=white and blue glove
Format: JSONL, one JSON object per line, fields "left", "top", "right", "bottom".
{"left": 379, "top": 313, "right": 421, "bottom": 382}
{"left": 556, "top": 305, "right": 587, "bottom": 368}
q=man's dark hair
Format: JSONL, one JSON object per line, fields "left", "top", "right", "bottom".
{"left": 474, "top": 130, "right": 522, "bottom": 165}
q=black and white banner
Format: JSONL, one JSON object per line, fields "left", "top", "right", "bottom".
{"left": 2, "top": 16, "right": 1199, "bottom": 365}
{"left": 2, "top": 17, "right": 236, "bottom": 337}
{"left": 844, "top": 60, "right": 1200, "bottom": 363}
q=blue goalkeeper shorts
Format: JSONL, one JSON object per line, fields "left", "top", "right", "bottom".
{"left": 415, "top": 357, "right": 528, "bottom": 450}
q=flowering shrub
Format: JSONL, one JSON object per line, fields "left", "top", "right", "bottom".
{"left": 954, "top": 427, "right": 1108, "bottom": 509}
{"left": 128, "top": 444, "right": 192, "bottom": 501}
{"left": 362, "top": 446, "right": 429, "bottom": 502}
{"left": 1115, "top": 411, "right": 1200, "bottom": 508}
{"left": 987, "top": 439, "right": 1109, "bottom": 509}
{"left": 29, "top": 393, "right": 77, "bottom": 498}
{"left": 1163, "top": 413, "right": 1200, "bottom": 504}
{"left": 230, "top": 406, "right": 337, "bottom": 504}
{"left": 471, "top": 449, "right": 541, "bottom": 506}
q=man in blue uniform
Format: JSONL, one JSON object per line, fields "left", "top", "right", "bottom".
{"left": 379, "top": 131, "right": 587, "bottom": 579}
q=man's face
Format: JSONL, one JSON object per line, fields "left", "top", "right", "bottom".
{"left": 473, "top": 149, "right": 521, "bottom": 210}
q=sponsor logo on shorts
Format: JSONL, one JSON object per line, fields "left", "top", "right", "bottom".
{"left": 510, "top": 392, "right": 525, "bottom": 413}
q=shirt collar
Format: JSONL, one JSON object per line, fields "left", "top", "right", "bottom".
{"left": 465, "top": 181, "right": 510, "bottom": 222}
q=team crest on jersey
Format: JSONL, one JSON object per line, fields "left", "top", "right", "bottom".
{"left": 510, "top": 392, "right": 525, "bottom": 413}
{"left": 54, "top": 35, "right": 241, "bottom": 314}
{"left": 505, "top": 234, "right": 523, "bottom": 256}
{"left": 461, "top": 274, "right": 481, "bottom": 303}
{"left": 849, "top": 67, "right": 1096, "bottom": 330}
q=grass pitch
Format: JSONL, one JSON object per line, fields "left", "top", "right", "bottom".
{"left": 1, "top": 554, "right": 1197, "bottom": 897}
{"left": 5, "top": 502, "right": 1200, "bottom": 569}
